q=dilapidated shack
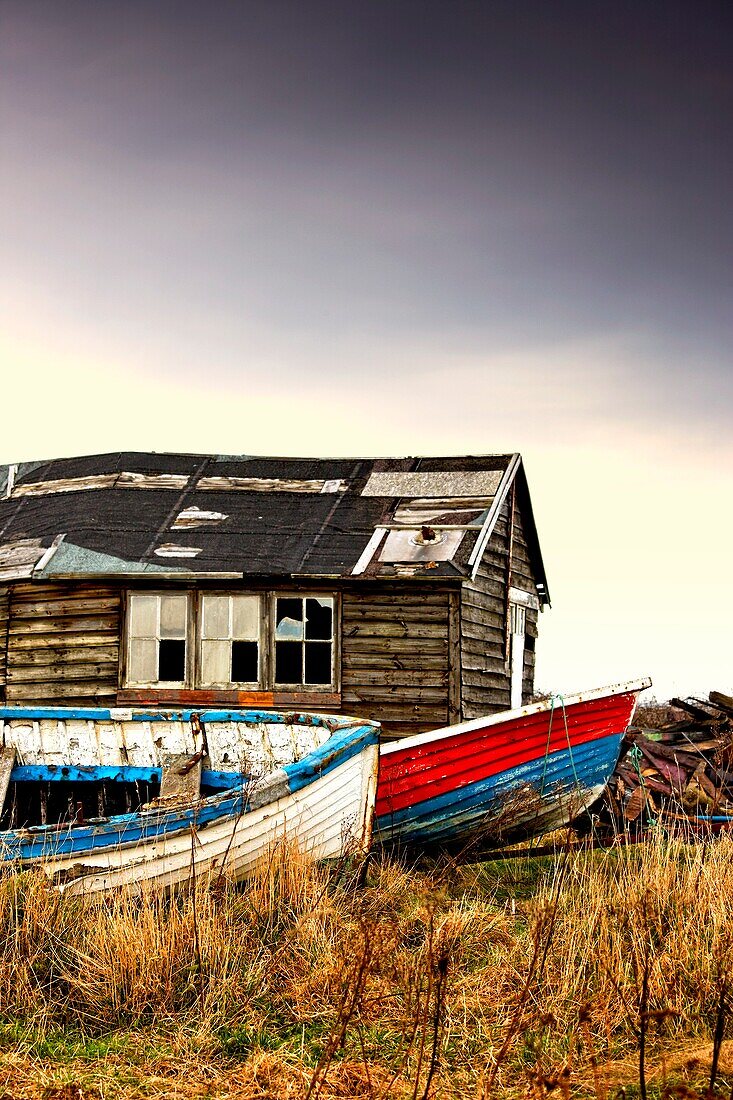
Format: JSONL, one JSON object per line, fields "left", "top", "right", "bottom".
{"left": 0, "top": 452, "right": 549, "bottom": 737}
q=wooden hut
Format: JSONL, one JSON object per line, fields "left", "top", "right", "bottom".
{"left": 0, "top": 453, "right": 549, "bottom": 737}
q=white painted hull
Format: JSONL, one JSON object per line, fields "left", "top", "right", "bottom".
{"left": 45, "top": 743, "right": 378, "bottom": 894}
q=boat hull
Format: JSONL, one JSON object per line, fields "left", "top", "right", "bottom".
{"left": 0, "top": 708, "right": 380, "bottom": 892}
{"left": 374, "top": 680, "right": 649, "bottom": 854}
{"left": 43, "top": 744, "right": 377, "bottom": 894}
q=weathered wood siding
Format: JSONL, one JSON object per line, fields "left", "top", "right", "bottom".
{"left": 460, "top": 513, "right": 510, "bottom": 719}
{"left": 4, "top": 583, "right": 121, "bottom": 706}
{"left": 341, "top": 587, "right": 453, "bottom": 737}
{"left": 459, "top": 496, "right": 541, "bottom": 720}
{"left": 0, "top": 587, "right": 9, "bottom": 702}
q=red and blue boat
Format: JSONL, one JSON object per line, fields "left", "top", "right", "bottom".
{"left": 373, "top": 678, "right": 650, "bottom": 855}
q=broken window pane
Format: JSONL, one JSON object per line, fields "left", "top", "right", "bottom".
{"left": 158, "top": 639, "right": 186, "bottom": 682}
{"left": 305, "top": 598, "right": 333, "bottom": 640}
{"left": 128, "top": 637, "right": 157, "bottom": 684}
{"left": 275, "top": 641, "right": 302, "bottom": 684}
{"left": 305, "top": 642, "right": 331, "bottom": 685}
{"left": 128, "top": 594, "right": 157, "bottom": 638}
{"left": 231, "top": 641, "right": 258, "bottom": 683}
{"left": 275, "top": 598, "right": 303, "bottom": 640}
{"left": 232, "top": 596, "right": 259, "bottom": 640}
{"left": 160, "top": 594, "right": 187, "bottom": 638}
{"left": 201, "top": 639, "right": 230, "bottom": 684}
{"left": 201, "top": 595, "right": 229, "bottom": 640}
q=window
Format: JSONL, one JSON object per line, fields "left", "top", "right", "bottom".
{"left": 274, "top": 596, "right": 334, "bottom": 687}
{"left": 200, "top": 594, "right": 260, "bottom": 686}
{"left": 123, "top": 590, "right": 337, "bottom": 693}
{"left": 126, "top": 593, "right": 188, "bottom": 685}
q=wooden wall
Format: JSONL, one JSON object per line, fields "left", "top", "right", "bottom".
{"left": 459, "top": 493, "right": 541, "bottom": 720}
{"left": 3, "top": 582, "right": 121, "bottom": 707}
{"left": 0, "top": 587, "right": 9, "bottom": 703}
{"left": 460, "top": 515, "right": 510, "bottom": 719}
{"left": 341, "top": 586, "right": 456, "bottom": 737}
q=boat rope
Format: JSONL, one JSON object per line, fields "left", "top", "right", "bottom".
{"left": 539, "top": 698, "right": 555, "bottom": 795}
{"left": 540, "top": 694, "right": 580, "bottom": 796}
{"left": 559, "top": 696, "right": 580, "bottom": 788}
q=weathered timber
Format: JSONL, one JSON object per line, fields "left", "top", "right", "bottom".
{"left": 341, "top": 588, "right": 451, "bottom": 736}
{"left": 0, "top": 588, "right": 9, "bottom": 702}
{"left": 5, "top": 582, "right": 120, "bottom": 707}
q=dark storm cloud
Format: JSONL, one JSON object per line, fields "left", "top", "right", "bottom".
{"left": 1, "top": 1, "right": 731, "bottom": 419}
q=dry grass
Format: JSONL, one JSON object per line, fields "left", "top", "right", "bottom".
{"left": 0, "top": 835, "right": 732, "bottom": 1098}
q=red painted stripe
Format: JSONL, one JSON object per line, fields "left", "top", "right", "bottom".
{"left": 376, "top": 692, "right": 636, "bottom": 816}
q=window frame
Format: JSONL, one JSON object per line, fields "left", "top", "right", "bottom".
{"left": 270, "top": 592, "right": 339, "bottom": 693}
{"left": 121, "top": 588, "right": 339, "bottom": 695}
{"left": 123, "top": 590, "right": 193, "bottom": 689}
{"left": 197, "top": 592, "right": 264, "bottom": 689}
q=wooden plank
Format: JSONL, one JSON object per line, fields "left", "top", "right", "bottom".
{"left": 461, "top": 605, "right": 505, "bottom": 631}
{"left": 342, "top": 684, "right": 447, "bottom": 703}
{"left": 9, "top": 597, "right": 121, "bottom": 619}
{"left": 342, "top": 593, "right": 450, "bottom": 608}
{"left": 342, "top": 653, "right": 447, "bottom": 671}
{"left": 343, "top": 622, "right": 445, "bottom": 639}
{"left": 5, "top": 682, "right": 117, "bottom": 701}
{"left": 9, "top": 645, "right": 120, "bottom": 667}
{"left": 0, "top": 746, "right": 15, "bottom": 815}
{"left": 341, "top": 669, "right": 448, "bottom": 688}
{"left": 344, "top": 636, "right": 448, "bottom": 656}
{"left": 7, "top": 662, "right": 118, "bottom": 684}
{"left": 8, "top": 628, "right": 119, "bottom": 649}
{"left": 7, "top": 617, "right": 120, "bottom": 639}
{"left": 11, "top": 582, "right": 121, "bottom": 600}
{"left": 160, "top": 753, "right": 202, "bottom": 804}
{"left": 343, "top": 607, "right": 449, "bottom": 625}
{"left": 448, "top": 589, "right": 461, "bottom": 724}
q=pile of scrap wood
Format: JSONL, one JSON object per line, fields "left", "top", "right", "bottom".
{"left": 585, "top": 691, "right": 733, "bottom": 837}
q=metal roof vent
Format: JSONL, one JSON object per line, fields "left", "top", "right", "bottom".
{"left": 410, "top": 525, "right": 443, "bottom": 547}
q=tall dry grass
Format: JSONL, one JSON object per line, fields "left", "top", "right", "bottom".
{"left": 0, "top": 835, "right": 732, "bottom": 1097}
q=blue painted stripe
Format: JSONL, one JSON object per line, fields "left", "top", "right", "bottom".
{"left": 284, "top": 723, "right": 378, "bottom": 792}
{"left": 374, "top": 733, "right": 622, "bottom": 846}
{"left": 0, "top": 707, "right": 115, "bottom": 720}
{"left": 9, "top": 765, "right": 245, "bottom": 789}
{"left": 0, "top": 787, "right": 248, "bottom": 861}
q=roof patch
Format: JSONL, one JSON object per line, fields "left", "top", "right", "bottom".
{"left": 39, "top": 540, "right": 185, "bottom": 575}
{"left": 391, "top": 497, "right": 492, "bottom": 527}
{"left": 154, "top": 544, "right": 203, "bottom": 559}
{"left": 196, "top": 476, "right": 347, "bottom": 493}
{"left": 11, "top": 472, "right": 189, "bottom": 498}
{"left": 361, "top": 470, "right": 503, "bottom": 498}
{"left": 171, "top": 506, "right": 229, "bottom": 529}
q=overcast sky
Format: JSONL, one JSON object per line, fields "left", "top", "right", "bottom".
{"left": 1, "top": 1, "right": 731, "bottom": 700}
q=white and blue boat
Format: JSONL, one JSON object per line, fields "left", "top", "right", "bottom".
{"left": 0, "top": 707, "right": 380, "bottom": 893}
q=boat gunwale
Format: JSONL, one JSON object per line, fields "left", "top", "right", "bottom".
{"left": 380, "top": 677, "right": 651, "bottom": 756}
